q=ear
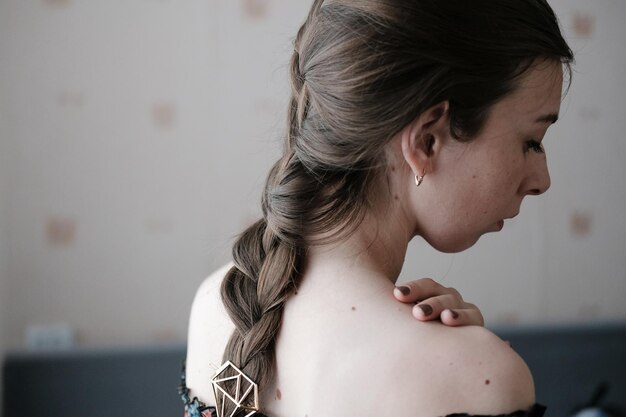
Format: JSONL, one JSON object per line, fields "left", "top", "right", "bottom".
{"left": 401, "top": 101, "right": 450, "bottom": 177}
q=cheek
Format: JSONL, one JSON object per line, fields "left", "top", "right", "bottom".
{"left": 471, "top": 174, "right": 516, "bottom": 218}
{"left": 475, "top": 152, "right": 523, "bottom": 201}
{"left": 415, "top": 148, "right": 523, "bottom": 251}
{"left": 447, "top": 162, "right": 519, "bottom": 227}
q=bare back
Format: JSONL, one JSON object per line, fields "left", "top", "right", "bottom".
{"left": 185, "top": 264, "right": 535, "bottom": 417}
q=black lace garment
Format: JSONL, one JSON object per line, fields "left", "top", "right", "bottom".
{"left": 178, "top": 361, "right": 546, "bottom": 417}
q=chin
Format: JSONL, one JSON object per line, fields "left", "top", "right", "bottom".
{"left": 426, "top": 234, "right": 481, "bottom": 254}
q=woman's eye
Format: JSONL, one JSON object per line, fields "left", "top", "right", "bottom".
{"left": 524, "top": 139, "right": 544, "bottom": 154}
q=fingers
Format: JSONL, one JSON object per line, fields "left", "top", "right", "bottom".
{"left": 394, "top": 278, "right": 463, "bottom": 304}
{"left": 412, "top": 306, "right": 484, "bottom": 327}
{"left": 410, "top": 293, "right": 465, "bottom": 321}
{"left": 394, "top": 278, "right": 484, "bottom": 327}
{"left": 439, "top": 308, "right": 485, "bottom": 327}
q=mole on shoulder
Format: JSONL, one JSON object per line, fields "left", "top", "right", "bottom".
{"left": 276, "top": 388, "right": 282, "bottom": 400}
{"left": 351, "top": 306, "right": 356, "bottom": 311}
{"left": 485, "top": 379, "right": 491, "bottom": 385}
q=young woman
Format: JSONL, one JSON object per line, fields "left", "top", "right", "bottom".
{"left": 181, "top": 1, "right": 573, "bottom": 416}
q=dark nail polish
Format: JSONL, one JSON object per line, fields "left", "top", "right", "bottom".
{"left": 419, "top": 304, "right": 433, "bottom": 316}
{"left": 397, "top": 286, "right": 410, "bottom": 296}
{"left": 450, "top": 309, "right": 460, "bottom": 319}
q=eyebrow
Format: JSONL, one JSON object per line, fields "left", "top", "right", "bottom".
{"left": 535, "top": 113, "right": 559, "bottom": 124}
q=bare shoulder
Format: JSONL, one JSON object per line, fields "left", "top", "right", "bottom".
{"left": 391, "top": 323, "right": 535, "bottom": 417}
{"left": 306, "top": 297, "right": 534, "bottom": 417}
{"left": 442, "top": 325, "right": 535, "bottom": 410}
{"left": 185, "top": 262, "right": 235, "bottom": 406}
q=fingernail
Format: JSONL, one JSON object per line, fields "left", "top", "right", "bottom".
{"left": 418, "top": 304, "right": 433, "bottom": 316}
{"left": 450, "top": 309, "right": 460, "bottom": 319}
{"left": 396, "top": 286, "right": 410, "bottom": 296}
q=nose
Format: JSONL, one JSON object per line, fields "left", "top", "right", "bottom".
{"left": 523, "top": 157, "right": 551, "bottom": 196}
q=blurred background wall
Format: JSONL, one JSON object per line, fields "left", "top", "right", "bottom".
{"left": 1, "top": 0, "right": 11, "bottom": 361}
{"left": 1, "top": 5, "right": 10, "bottom": 407}
{"left": 0, "top": 0, "right": 624, "bottom": 358}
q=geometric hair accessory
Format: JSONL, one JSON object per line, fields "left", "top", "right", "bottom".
{"left": 210, "top": 361, "right": 259, "bottom": 417}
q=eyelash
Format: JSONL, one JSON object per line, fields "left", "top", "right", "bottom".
{"left": 524, "top": 139, "right": 544, "bottom": 154}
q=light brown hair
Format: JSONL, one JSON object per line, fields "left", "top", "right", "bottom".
{"left": 219, "top": 1, "right": 573, "bottom": 414}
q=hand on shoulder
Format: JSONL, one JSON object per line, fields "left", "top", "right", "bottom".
{"left": 394, "top": 277, "right": 485, "bottom": 326}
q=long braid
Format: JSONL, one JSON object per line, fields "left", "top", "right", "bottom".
{"left": 218, "top": 3, "right": 326, "bottom": 416}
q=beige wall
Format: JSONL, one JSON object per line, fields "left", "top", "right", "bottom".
{"left": 1, "top": 0, "right": 625, "bottom": 352}
{"left": 1, "top": 1, "right": 9, "bottom": 407}
{"left": 0, "top": 97, "right": 7, "bottom": 354}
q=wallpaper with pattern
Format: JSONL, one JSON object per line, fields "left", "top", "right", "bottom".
{"left": 0, "top": 0, "right": 624, "bottom": 350}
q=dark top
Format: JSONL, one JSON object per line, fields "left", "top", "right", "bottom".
{"left": 178, "top": 361, "right": 546, "bottom": 417}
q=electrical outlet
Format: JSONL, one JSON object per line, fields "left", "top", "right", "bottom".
{"left": 25, "top": 323, "right": 74, "bottom": 351}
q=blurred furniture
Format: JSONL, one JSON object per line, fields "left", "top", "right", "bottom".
{"left": 2, "top": 345, "right": 185, "bottom": 417}
{"left": 2, "top": 324, "right": 626, "bottom": 417}
{"left": 498, "top": 323, "right": 626, "bottom": 416}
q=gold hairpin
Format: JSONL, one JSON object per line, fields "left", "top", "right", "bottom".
{"left": 210, "top": 361, "right": 259, "bottom": 417}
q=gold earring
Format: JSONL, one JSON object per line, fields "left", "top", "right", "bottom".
{"left": 414, "top": 170, "right": 426, "bottom": 187}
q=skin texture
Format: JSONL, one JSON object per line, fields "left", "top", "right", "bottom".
{"left": 402, "top": 60, "right": 562, "bottom": 253}
{"left": 185, "top": 61, "right": 563, "bottom": 417}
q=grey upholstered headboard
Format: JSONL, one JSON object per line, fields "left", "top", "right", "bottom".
{"left": 2, "top": 324, "right": 625, "bottom": 417}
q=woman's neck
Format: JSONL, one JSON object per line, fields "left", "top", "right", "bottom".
{"left": 303, "top": 205, "right": 413, "bottom": 286}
